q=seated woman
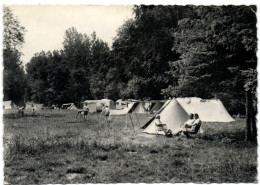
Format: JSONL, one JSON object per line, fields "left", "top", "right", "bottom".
{"left": 155, "top": 114, "right": 172, "bottom": 136}
{"left": 172, "top": 113, "right": 195, "bottom": 136}
{"left": 182, "top": 113, "right": 202, "bottom": 138}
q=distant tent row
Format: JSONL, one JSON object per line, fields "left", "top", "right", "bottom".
{"left": 142, "top": 98, "right": 235, "bottom": 135}
{"left": 84, "top": 99, "right": 115, "bottom": 112}
{"left": 25, "top": 102, "right": 44, "bottom": 111}
{"left": 3, "top": 101, "right": 44, "bottom": 111}
{"left": 3, "top": 101, "right": 18, "bottom": 110}
{"left": 110, "top": 100, "right": 165, "bottom": 116}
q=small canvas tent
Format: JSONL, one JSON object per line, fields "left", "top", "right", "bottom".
{"left": 61, "top": 103, "right": 72, "bottom": 109}
{"left": 116, "top": 99, "right": 127, "bottom": 110}
{"left": 3, "top": 101, "right": 18, "bottom": 110}
{"left": 110, "top": 102, "right": 136, "bottom": 115}
{"left": 68, "top": 103, "right": 78, "bottom": 110}
{"left": 143, "top": 99, "right": 189, "bottom": 135}
{"left": 176, "top": 97, "right": 235, "bottom": 122}
{"left": 25, "top": 102, "right": 44, "bottom": 111}
{"left": 129, "top": 102, "right": 148, "bottom": 114}
{"left": 134, "top": 103, "right": 146, "bottom": 113}
{"left": 83, "top": 100, "right": 97, "bottom": 113}
{"left": 150, "top": 101, "right": 164, "bottom": 114}
{"left": 61, "top": 103, "right": 78, "bottom": 110}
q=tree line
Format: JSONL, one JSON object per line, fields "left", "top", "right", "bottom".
{"left": 4, "top": 5, "right": 257, "bottom": 116}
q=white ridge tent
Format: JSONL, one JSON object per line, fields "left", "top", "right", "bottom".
{"left": 25, "top": 102, "right": 44, "bottom": 111}
{"left": 176, "top": 97, "right": 234, "bottom": 122}
{"left": 116, "top": 99, "right": 127, "bottom": 110}
{"left": 83, "top": 100, "right": 97, "bottom": 113}
{"left": 97, "top": 99, "right": 115, "bottom": 111}
{"left": 143, "top": 99, "right": 189, "bottom": 135}
{"left": 110, "top": 102, "right": 136, "bottom": 115}
{"left": 68, "top": 103, "right": 78, "bottom": 110}
{"left": 3, "top": 101, "right": 18, "bottom": 110}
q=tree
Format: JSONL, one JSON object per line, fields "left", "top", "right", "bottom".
{"left": 163, "top": 6, "right": 257, "bottom": 141}
{"left": 112, "top": 6, "right": 190, "bottom": 99}
{"left": 3, "top": 7, "right": 26, "bottom": 104}
{"left": 164, "top": 6, "right": 257, "bottom": 115}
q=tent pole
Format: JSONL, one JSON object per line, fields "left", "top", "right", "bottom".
{"left": 134, "top": 109, "right": 141, "bottom": 128}
{"left": 125, "top": 113, "right": 128, "bottom": 129}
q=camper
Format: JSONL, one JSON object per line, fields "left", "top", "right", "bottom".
{"left": 116, "top": 99, "right": 127, "bottom": 110}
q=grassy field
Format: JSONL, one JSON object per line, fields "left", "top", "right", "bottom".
{"left": 3, "top": 109, "right": 257, "bottom": 184}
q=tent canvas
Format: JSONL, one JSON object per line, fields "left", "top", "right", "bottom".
{"left": 116, "top": 99, "right": 127, "bottom": 110}
{"left": 96, "top": 99, "right": 116, "bottom": 111}
{"left": 84, "top": 100, "right": 97, "bottom": 113}
{"left": 150, "top": 101, "right": 164, "bottom": 113}
{"left": 132, "top": 102, "right": 147, "bottom": 114}
{"left": 61, "top": 103, "right": 72, "bottom": 109}
{"left": 176, "top": 97, "right": 234, "bottom": 122}
{"left": 143, "top": 102, "right": 153, "bottom": 112}
{"left": 110, "top": 102, "right": 136, "bottom": 115}
{"left": 25, "top": 102, "right": 44, "bottom": 111}
{"left": 143, "top": 99, "right": 189, "bottom": 135}
{"left": 3, "top": 101, "right": 18, "bottom": 110}
{"left": 68, "top": 103, "right": 78, "bottom": 110}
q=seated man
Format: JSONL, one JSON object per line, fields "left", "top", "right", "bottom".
{"left": 154, "top": 114, "right": 172, "bottom": 136}
{"left": 182, "top": 113, "right": 202, "bottom": 138}
{"left": 173, "top": 113, "right": 195, "bottom": 135}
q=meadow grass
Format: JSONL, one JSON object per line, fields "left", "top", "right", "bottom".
{"left": 3, "top": 109, "right": 257, "bottom": 183}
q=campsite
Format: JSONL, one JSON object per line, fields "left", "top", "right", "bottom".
{"left": 3, "top": 4, "right": 257, "bottom": 184}
{"left": 3, "top": 108, "right": 257, "bottom": 184}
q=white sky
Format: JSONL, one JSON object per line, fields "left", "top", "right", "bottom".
{"left": 8, "top": 5, "right": 134, "bottom": 65}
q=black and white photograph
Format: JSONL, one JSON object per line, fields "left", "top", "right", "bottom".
{"left": 1, "top": 1, "right": 258, "bottom": 184}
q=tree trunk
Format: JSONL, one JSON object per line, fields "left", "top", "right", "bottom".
{"left": 251, "top": 106, "right": 257, "bottom": 142}
{"left": 245, "top": 90, "right": 252, "bottom": 141}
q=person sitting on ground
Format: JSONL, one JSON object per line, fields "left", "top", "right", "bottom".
{"left": 182, "top": 113, "right": 202, "bottom": 138}
{"left": 83, "top": 103, "right": 89, "bottom": 121}
{"left": 173, "top": 113, "right": 195, "bottom": 136}
{"left": 154, "top": 114, "right": 172, "bottom": 136}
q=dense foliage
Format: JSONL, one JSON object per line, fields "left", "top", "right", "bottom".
{"left": 4, "top": 5, "right": 257, "bottom": 114}
{"left": 3, "top": 7, "right": 26, "bottom": 104}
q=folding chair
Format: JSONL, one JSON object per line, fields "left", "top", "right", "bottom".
{"left": 155, "top": 124, "right": 167, "bottom": 136}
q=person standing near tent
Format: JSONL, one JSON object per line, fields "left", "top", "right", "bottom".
{"left": 83, "top": 103, "right": 89, "bottom": 121}
{"left": 103, "top": 105, "right": 110, "bottom": 124}
{"left": 154, "top": 114, "right": 172, "bottom": 136}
